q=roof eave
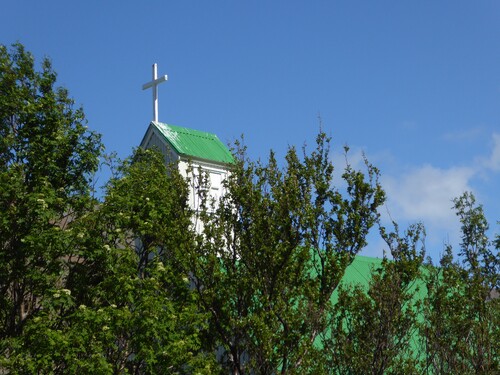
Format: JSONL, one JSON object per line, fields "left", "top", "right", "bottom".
{"left": 179, "top": 153, "right": 234, "bottom": 167}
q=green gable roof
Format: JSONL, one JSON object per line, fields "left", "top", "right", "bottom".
{"left": 339, "top": 255, "right": 426, "bottom": 297}
{"left": 341, "top": 255, "right": 384, "bottom": 286}
{"left": 151, "top": 121, "right": 234, "bottom": 164}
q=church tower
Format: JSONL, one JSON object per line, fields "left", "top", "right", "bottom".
{"left": 140, "top": 64, "right": 233, "bottom": 214}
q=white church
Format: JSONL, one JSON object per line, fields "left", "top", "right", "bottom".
{"left": 139, "top": 64, "right": 233, "bottom": 214}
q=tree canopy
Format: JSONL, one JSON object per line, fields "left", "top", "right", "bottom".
{"left": 0, "top": 43, "right": 498, "bottom": 374}
{"left": 0, "top": 42, "right": 101, "bottom": 340}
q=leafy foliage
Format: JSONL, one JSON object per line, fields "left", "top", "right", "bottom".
{"left": 0, "top": 44, "right": 216, "bottom": 374}
{"left": 323, "top": 223, "right": 425, "bottom": 374}
{"left": 1, "top": 43, "right": 498, "bottom": 374}
{"left": 188, "top": 133, "right": 385, "bottom": 374}
{"left": 0, "top": 42, "right": 101, "bottom": 341}
{"left": 421, "top": 193, "right": 500, "bottom": 374}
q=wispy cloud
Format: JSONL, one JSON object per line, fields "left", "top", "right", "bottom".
{"left": 331, "top": 133, "right": 500, "bottom": 259}
{"left": 442, "top": 127, "right": 484, "bottom": 142}
{"left": 362, "top": 132, "right": 500, "bottom": 260}
{"left": 382, "top": 165, "right": 475, "bottom": 224}
{"left": 481, "top": 133, "right": 500, "bottom": 172}
{"left": 401, "top": 120, "right": 418, "bottom": 131}
{"left": 381, "top": 133, "right": 500, "bottom": 224}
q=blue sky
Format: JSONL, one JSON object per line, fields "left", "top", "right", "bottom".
{"left": 2, "top": 1, "right": 499, "bottom": 261}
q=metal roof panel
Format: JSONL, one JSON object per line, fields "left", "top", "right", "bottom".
{"left": 152, "top": 121, "right": 234, "bottom": 164}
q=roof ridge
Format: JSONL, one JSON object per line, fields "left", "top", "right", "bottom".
{"left": 162, "top": 122, "right": 219, "bottom": 138}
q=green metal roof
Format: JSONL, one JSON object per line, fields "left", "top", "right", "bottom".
{"left": 341, "top": 255, "right": 384, "bottom": 287}
{"left": 331, "top": 255, "right": 427, "bottom": 303}
{"left": 324, "top": 255, "right": 428, "bottom": 356}
{"left": 151, "top": 121, "right": 234, "bottom": 164}
{"left": 339, "top": 255, "right": 426, "bottom": 297}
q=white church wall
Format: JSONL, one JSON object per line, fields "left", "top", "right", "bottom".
{"left": 178, "top": 159, "right": 229, "bottom": 214}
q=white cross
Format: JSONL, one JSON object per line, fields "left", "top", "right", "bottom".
{"left": 142, "top": 63, "right": 168, "bottom": 122}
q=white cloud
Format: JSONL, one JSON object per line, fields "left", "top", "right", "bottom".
{"left": 347, "top": 133, "right": 500, "bottom": 260}
{"left": 482, "top": 133, "right": 500, "bottom": 172}
{"left": 337, "top": 146, "right": 366, "bottom": 171}
{"left": 381, "top": 132, "right": 500, "bottom": 226}
{"left": 375, "top": 132, "right": 500, "bottom": 260}
{"left": 332, "top": 145, "right": 395, "bottom": 183}
{"left": 382, "top": 165, "right": 475, "bottom": 225}
{"left": 379, "top": 165, "right": 476, "bottom": 261}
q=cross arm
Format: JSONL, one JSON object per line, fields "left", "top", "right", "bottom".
{"left": 142, "top": 75, "right": 168, "bottom": 90}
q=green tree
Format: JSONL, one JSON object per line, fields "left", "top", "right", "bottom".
{"left": 6, "top": 43, "right": 498, "bottom": 375}
{"left": 422, "top": 192, "right": 500, "bottom": 374}
{"left": 188, "top": 134, "right": 385, "bottom": 374}
{"left": 0, "top": 44, "right": 217, "bottom": 373}
{"left": 4, "top": 149, "right": 218, "bottom": 374}
{"left": 323, "top": 223, "right": 425, "bottom": 374}
{"left": 87, "top": 148, "right": 218, "bottom": 374}
{"left": 0, "top": 42, "right": 101, "bottom": 341}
